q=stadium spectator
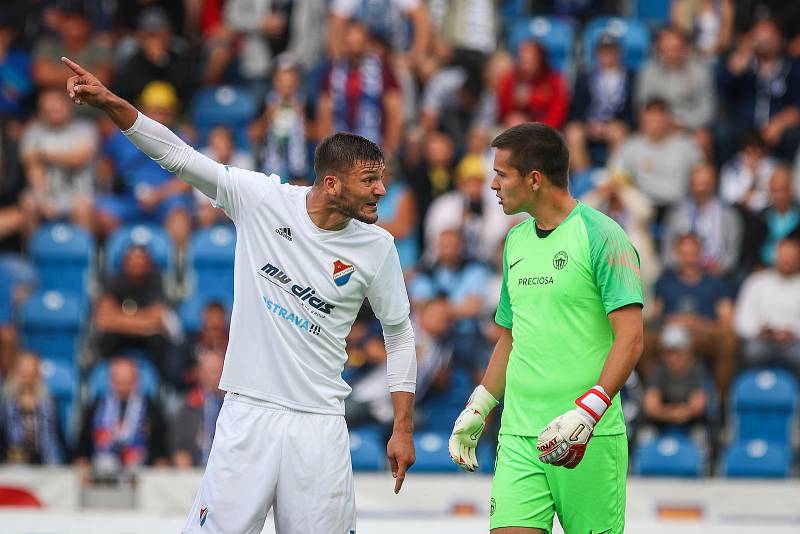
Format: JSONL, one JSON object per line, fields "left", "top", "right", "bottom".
{"left": 0, "top": 13, "right": 34, "bottom": 119}
{"left": 427, "top": 0, "right": 498, "bottom": 59}
{"left": 171, "top": 351, "right": 225, "bottom": 468}
{"left": 19, "top": 88, "right": 98, "bottom": 232}
{"left": 94, "top": 81, "right": 193, "bottom": 250}
{"left": 328, "top": 0, "right": 430, "bottom": 62}
{"left": 250, "top": 54, "right": 308, "bottom": 183}
{"left": 641, "top": 324, "right": 708, "bottom": 446}
{"left": 636, "top": 27, "right": 715, "bottom": 133}
{"left": 113, "top": 0, "right": 186, "bottom": 36}
{"left": 376, "top": 158, "right": 419, "bottom": 271}
{"left": 734, "top": 238, "right": 800, "bottom": 375}
{"left": 496, "top": 39, "right": 569, "bottom": 130}
{"left": 0, "top": 119, "right": 27, "bottom": 253}
{"left": 345, "top": 298, "right": 452, "bottom": 428}
{"left": 95, "top": 245, "right": 171, "bottom": 375}
{"left": 410, "top": 228, "right": 491, "bottom": 378}
{"left": 0, "top": 352, "right": 65, "bottom": 465}
{"left": 662, "top": 162, "right": 743, "bottom": 277}
{"left": 671, "top": 0, "right": 734, "bottom": 58}
{"left": 717, "top": 18, "right": 800, "bottom": 161}
{"left": 609, "top": 98, "right": 703, "bottom": 219}
{"left": 0, "top": 267, "right": 15, "bottom": 376}
{"left": 404, "top": 130, "right": 456, "bottom": 246}
{"left": 751, "top": 165, "right": 800, "bottom": 266}
{"left": 317, "top": 20, "right": 403, "bottom": 154}
{"left": 720, "top": 132, "right": 778, "bottom": 212}
{"left": 113, "top": 6, "right": 195, "bottom": 104}
{"left": 76, "top": 357, "right": 168, "bottom": 468}
{"left": 423, "top": 153, "right": 518, "bottom": 264}
{"left": 581, "top": 169, "right": 661, "bottom": 303}
{"left": 643, "top": 233, "right": 737, "bottom": 395}
{"left": 565, "top": 32, "right": 635, "bottom": 173}
{"left": 31, "top": 2, "right": 112, "bottom": 91}
{"left": 419, "top": 49, "right": 495, "bottom": 147}
{"left": 197, "top": 126, "right": 252, "bottom": 228}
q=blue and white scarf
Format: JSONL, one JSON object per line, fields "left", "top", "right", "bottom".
{"left": 92, "top": 394, "right": 148, "bottom": 467}
{"left": 261, "top": 92, "right": 308, "bottom": 181}
{"left": 588, "top": 67, "right": 627, "bottom": 123}
{"left": 330, "top": 54, "right": 384, "bottom": 145}
{"left": 3, "top": 396, "right": 63, "bottom": 464}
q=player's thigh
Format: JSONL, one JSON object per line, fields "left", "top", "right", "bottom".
{"left": 182, "top": 394, "right": 282, "bottom": 534}
{"left": 490, "top": 434, "right": 555, "bottom": 533}
{"left": 273, "top": 413, "right": 355, "bottom": 534}
{"left": 547, "top": 434, "right": 628, "bottom": 534}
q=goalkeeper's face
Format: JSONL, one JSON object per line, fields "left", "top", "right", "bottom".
{"left": 332, "top": 161, "right": 386, "bottom": 224}
{"left": 491, "top": 148, "right": 534, "bottom": 215}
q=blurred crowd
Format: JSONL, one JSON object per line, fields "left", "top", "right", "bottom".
{"left": 0, "top": 0, "right": 799, "bottom": 474}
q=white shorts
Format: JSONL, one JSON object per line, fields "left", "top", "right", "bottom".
{"left": 182, "top": 393, "right": 356, "bottom": 534}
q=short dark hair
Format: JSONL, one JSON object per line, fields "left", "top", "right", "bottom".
{"left": 490, "top": 122, "right": 570, "bottom": 189}
{"left": 313, "top": 132, "right": 384, "bottom": 184}
{"left": 643, "top": 97, "right": 670, "bottom": 113}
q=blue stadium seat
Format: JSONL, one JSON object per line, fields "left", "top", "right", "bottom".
{"left": 19, "top": 291, "right": 84, "bottom": 364}
{"left": 634, "top": 434, "right": 702, "bottom": 477}
{"left": 349, "top": 428, "right": 385, "bottom": 471}
{"left": 732, "top": 369, "right": 798, "bottom": 443}
{"left": 508, "top": 17, "right": 575, "bottom": 73}
{"left": 191, "top": 86, "right": 258, "bottom": 149}
{"left": 105, "top": 224, "right": 175, "bottom": 275}
{"left": 632, "top": 0, "right": 671, "bottom": 27}
{"left": 477, "top": 442, "right": 497, "bottom": 473}
{"left": 421, "top": 367, "right": 474, "bottom": 431}
{"left": 29, "top": 223, "right": 94, "bottom": 305}
{"left": 722, "top": 439, "right": 793, "bottom": 478}
{"left": 582, "top": 17, "right": 651, "bottom": 70}
{"left": 414, "top": 431, "right": 461, "bottom": 473}
{"left": 179, "top": 292, "right": 232, "bottom": 335}
{"left": 188, "top": 226, "right": 236, "bottom": 301}
{"left": 87, "top": 357, "right": 160, "bottom": 400}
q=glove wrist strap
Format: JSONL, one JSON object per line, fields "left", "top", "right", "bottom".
{"left": 575, "top": 385, "right": 611, "bottom": 422}
{"left": 467, "top": 385, "right": 499, "bottom": 416}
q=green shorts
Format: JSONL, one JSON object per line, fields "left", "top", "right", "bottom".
{"left": 490, "top": 433, "right": 627, "bottom": 533}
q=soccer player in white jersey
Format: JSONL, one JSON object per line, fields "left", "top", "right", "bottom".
{"left": 62, "top": 57, "right": 417, "bottom": 534}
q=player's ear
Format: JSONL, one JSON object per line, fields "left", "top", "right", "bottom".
{"left": 323, "top": 174, "right": 341, "bottom": 195}
{"left": 527, "top": 170, "right": 543, "bottom": 192}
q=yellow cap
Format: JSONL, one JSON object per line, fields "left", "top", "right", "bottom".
{"left": 455, "top": 154, "right": 486, "bottom": 182}
{"left": 139, "top": 80, "right": 178, "bottom": 111}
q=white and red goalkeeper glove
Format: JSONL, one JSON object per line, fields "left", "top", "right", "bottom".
{"left": 448, "top": 385, "right": 498, "bottom": 472}
{"left": 536, "top": 385, "right": 611, "bottom": 469}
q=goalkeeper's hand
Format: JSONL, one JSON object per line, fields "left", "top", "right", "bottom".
{"left": 448, "top": 385, "right": 498, "bottom": 472}
{"left": 536, "top": 385, "right": 611, "bottom": 469}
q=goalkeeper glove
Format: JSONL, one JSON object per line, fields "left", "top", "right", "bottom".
{"left": 536, "top": 385, "right": 611, "bottom": 469}
{"left": 448, "top": 385, "right": 498, "bottom": 472}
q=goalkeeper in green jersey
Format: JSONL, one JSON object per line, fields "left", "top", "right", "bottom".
{"left": 448, "top": 123, "right": 644, "bottom": 534}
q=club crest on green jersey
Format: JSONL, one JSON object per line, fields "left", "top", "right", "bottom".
{"left": 553, "top": 251, "right": 568, "bottom": 270}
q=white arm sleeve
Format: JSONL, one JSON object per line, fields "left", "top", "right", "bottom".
{"left": 382, "top": 318, "right": 417, "bottom": 394}
{"left": 122, "top": 112, "right": 222, "bottom": 199}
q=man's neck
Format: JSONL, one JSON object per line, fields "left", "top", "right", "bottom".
{"left": 305, "top": 187, "right": 351, "bottom": 231}
{"left": 679, "top": 266, "right": 703, "bottom": 283}
{"left": 531, "top": 191, "right": 577, "bottom": 230}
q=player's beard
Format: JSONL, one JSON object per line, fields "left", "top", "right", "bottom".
{"left": 332, "top": 184, "right": 378, "bottom": 224}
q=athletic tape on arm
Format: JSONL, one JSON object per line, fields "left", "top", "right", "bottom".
{"left": 382, "top": 318, "right": 417, "bottom": 393}
{"left": 122, "top": 112, "right": 222, "bottom": 199}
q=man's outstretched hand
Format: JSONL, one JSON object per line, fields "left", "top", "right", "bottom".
{"left": 62, "top": 57, "right": 112, "bottom": 108}
{"left": 62, "top": 57, "right": 137, "bottom": 129}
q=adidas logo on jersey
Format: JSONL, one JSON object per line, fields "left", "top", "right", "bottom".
{"left": 276, "top": 227, "right": 293, "bottom": 241}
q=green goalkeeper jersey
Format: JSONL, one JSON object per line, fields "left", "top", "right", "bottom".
{"left": 495, "top": 202, "right": 643, "bottom": 437}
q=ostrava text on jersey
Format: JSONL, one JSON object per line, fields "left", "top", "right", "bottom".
{"left": 212, "top": 167, "right": 410, "bottom": 415}
{"left": 495, "top": 202, "right": 643, "bottom": 438}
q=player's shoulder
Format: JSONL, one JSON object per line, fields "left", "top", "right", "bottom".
{"left": 505, "top": 218, "right": 531, "bottom": 242}
{"left": 576, "top": 202, "right": 628, "bottom": 240}
{"left": 350, "top": 220, "right": 395, "bottom": 246}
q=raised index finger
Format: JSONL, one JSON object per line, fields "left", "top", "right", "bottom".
{"left": 61, "top": 57, "right": 88, "bottom": 75}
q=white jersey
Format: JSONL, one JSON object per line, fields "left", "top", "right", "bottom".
{"left": 213, "top": 166, "right": 410, "bottom": 415}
